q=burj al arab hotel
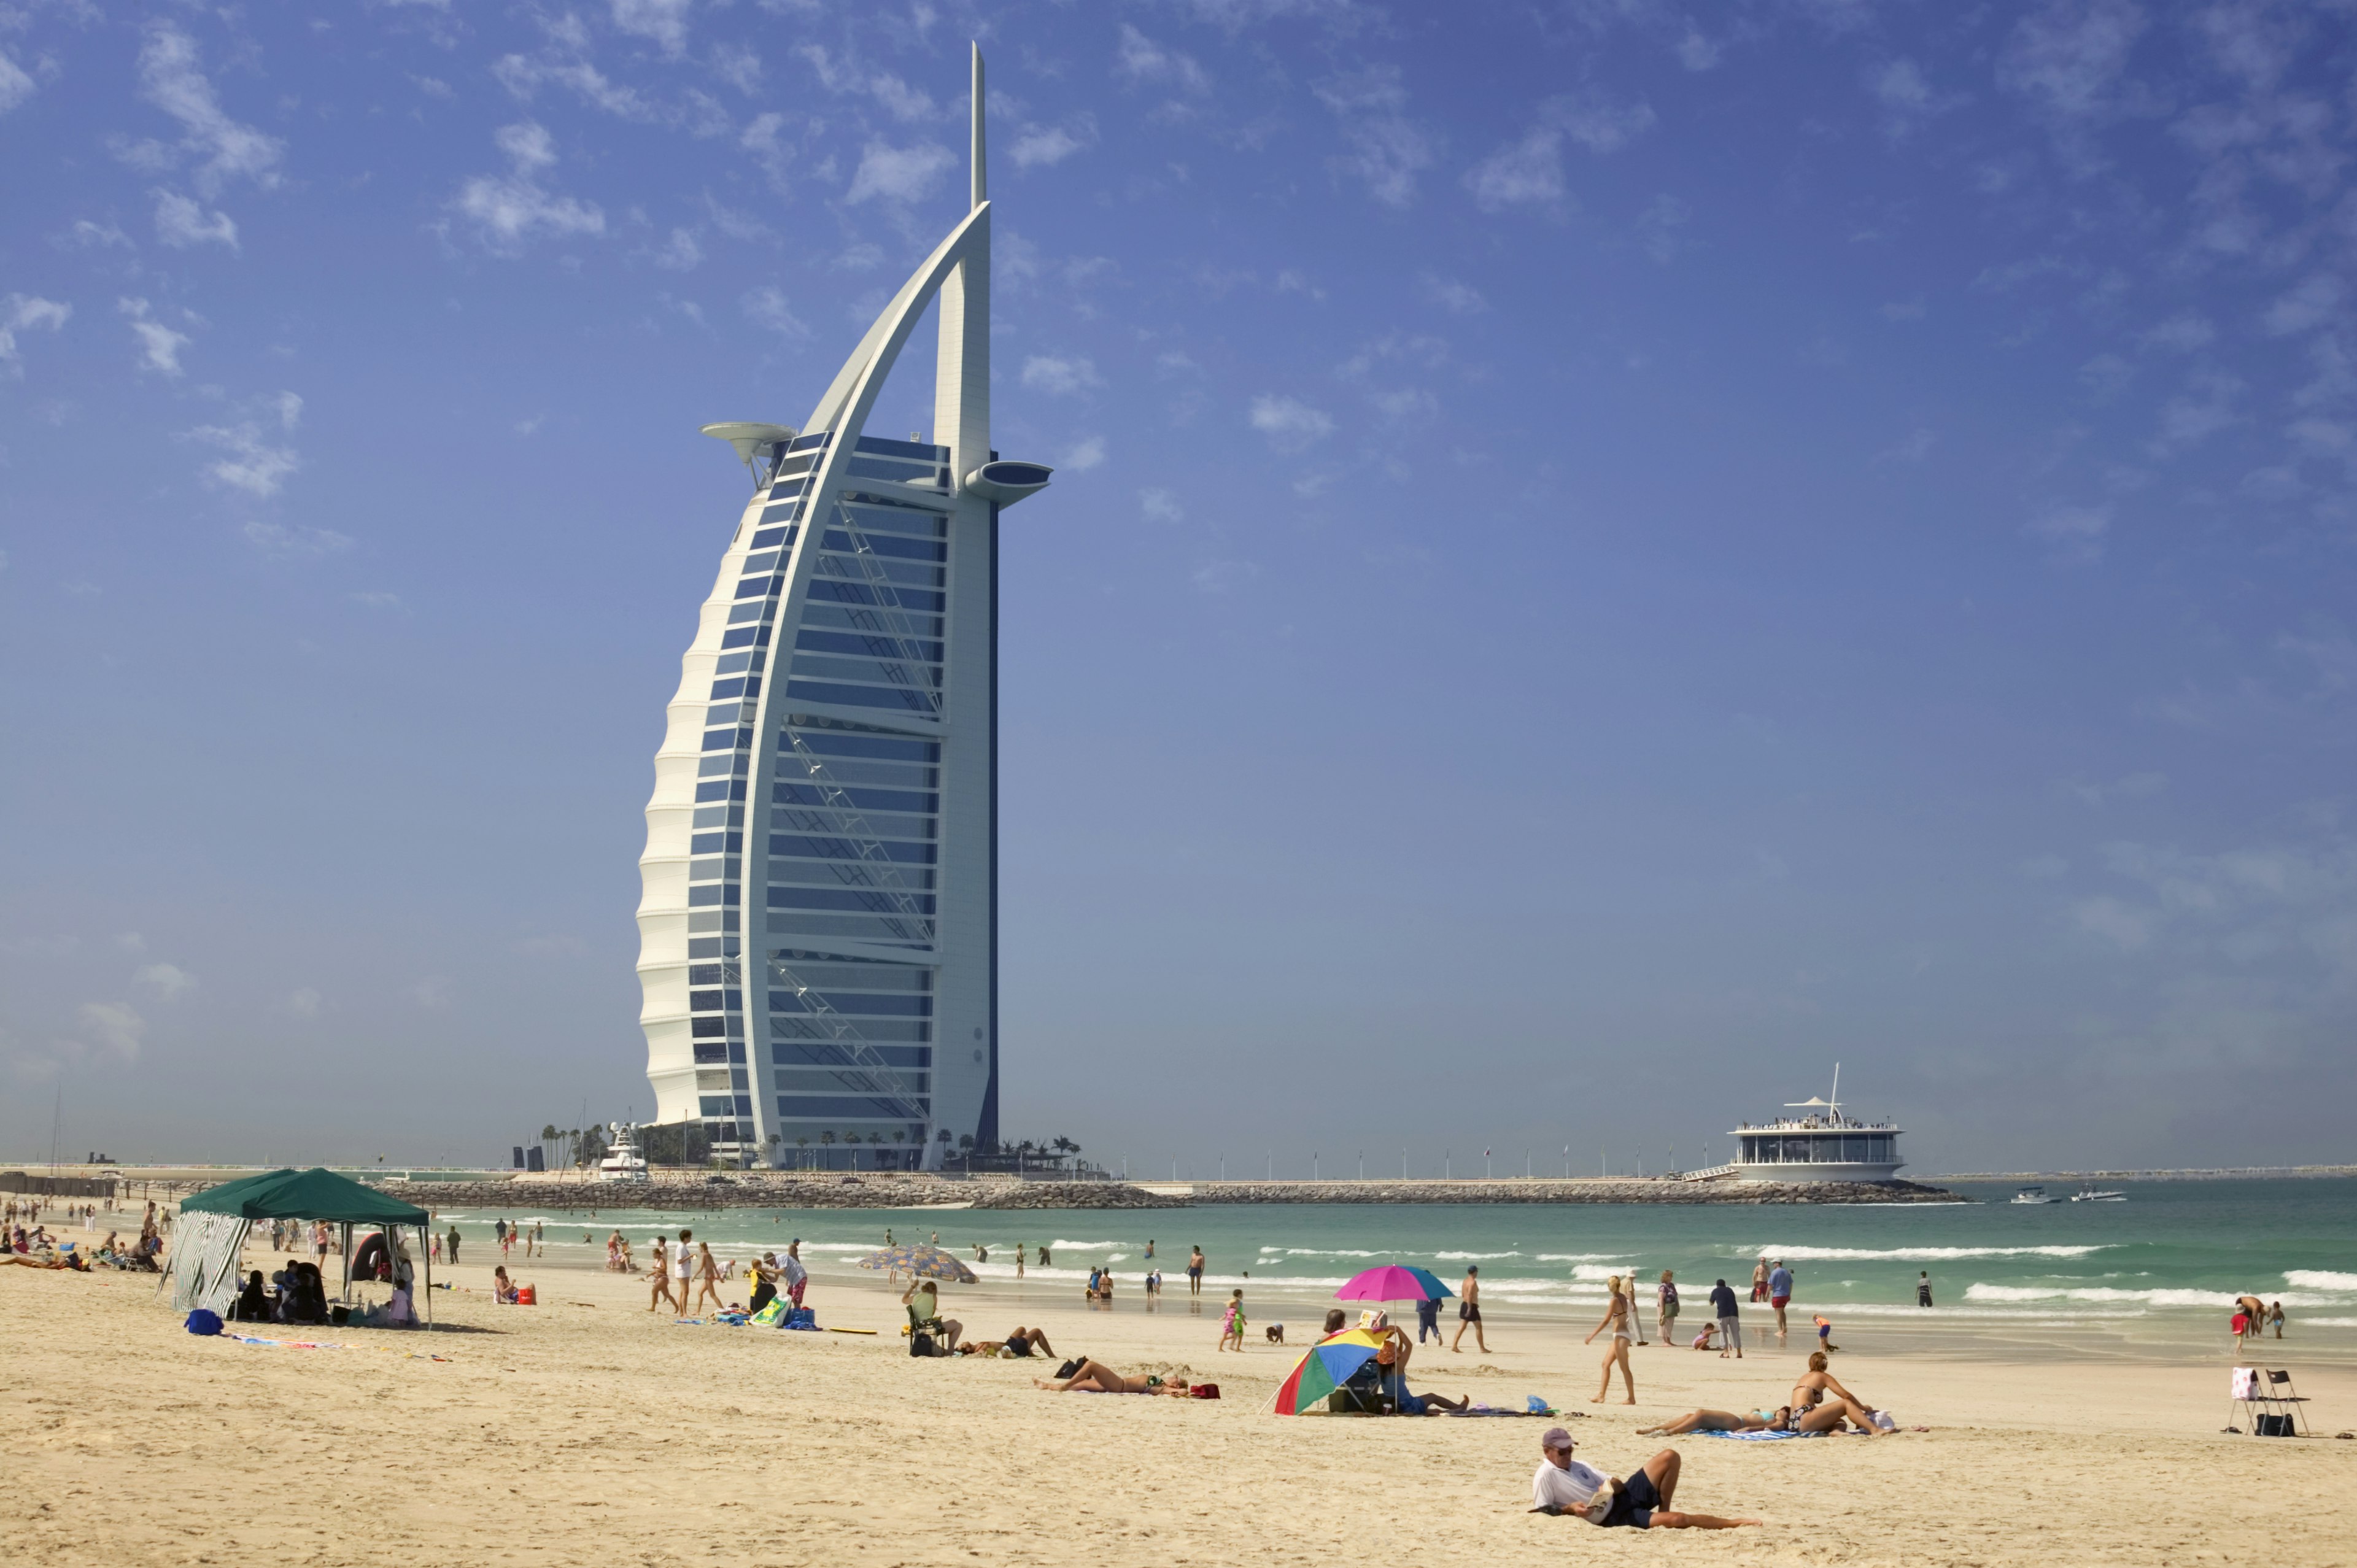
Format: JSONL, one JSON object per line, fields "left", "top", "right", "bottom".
{"left": 636, "top": 47, "right": 1047, "bottom": 1170}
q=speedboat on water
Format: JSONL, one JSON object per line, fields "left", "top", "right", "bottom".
{"left": 2012, "top": 1186, "right": 2057, "bottom": 1205}
{"left": 2069, "top": 1183, "right": 2126, "bottom": 1202}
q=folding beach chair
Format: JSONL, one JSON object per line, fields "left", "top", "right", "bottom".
{"left": 2226, "top": 1367, "right": 2312, "bottom": 1437}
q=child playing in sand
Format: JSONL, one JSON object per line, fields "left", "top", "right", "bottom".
{"left": 1813, "top": 1315, "right": 1837, "bottom": 1353}
{"left": 1218, "top": 1289, "right": 1246, "bottom": 1351}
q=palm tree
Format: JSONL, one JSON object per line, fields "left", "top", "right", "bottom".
{"left": 796, "top": 1135, "right": 811, "bottom": 1170}
{"left": 818, "top": 1130, "right": 835, "bottom": 1170}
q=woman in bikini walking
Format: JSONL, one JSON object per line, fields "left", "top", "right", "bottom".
{"left": 1586, "top": 1274, "right": 1639, "bottom": 1404}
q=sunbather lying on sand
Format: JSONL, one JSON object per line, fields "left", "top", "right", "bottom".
{"left": 1395, "top": 1388, "right": 1471, "bottom": 1415}
{"left": 960, "top": 1326, "right": 1055, "bottom": 1358}
{"left": 1034, "top": 1359, "right": 1192, "bottom": 1395}
{"left": 1639, "top": 1407, "right": 1794, "bottom": 1436}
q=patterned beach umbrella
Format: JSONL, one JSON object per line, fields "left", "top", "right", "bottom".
{"left": 1271, "top": 1329, "right": 1385, "bottom": 1415}
{"left": 1335, "top": 1264, "right": 1444, "bottom": 1303}
{"left": 857, "top": 1243, "right": 978, "bottom": 1284}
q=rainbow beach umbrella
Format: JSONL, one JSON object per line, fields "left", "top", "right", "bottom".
{"left": 1270, "top": 1329, "right": 1385, "bottom": 1415}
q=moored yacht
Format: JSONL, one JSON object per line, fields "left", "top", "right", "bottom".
{"left": 597, "top": 1122, "right": 651, "bottom": 1184}
{"left": 2069, "top": 1183, "right": 2126, "bottom": 1202}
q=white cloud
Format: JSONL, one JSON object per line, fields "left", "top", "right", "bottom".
{"left": 280, "top": 987, "right": 322, "bottom": 1018}
{"left": 1140, "top": 487, "right": 1184, "bottom": 523}
{"left": 1879, "top": 427, "right": 1937, "bottom": 462}
{"left": 2150, "top": 369, "right": 2243, "bottom": 454}
{"left": 2073, "top": 894, "right": 2154, "bottom": 951}
{"left": 1998, "top": 0, "right": 2147, "bottom": 125}
{"left": 350, "top": 591, "right": 406, "bottom": 610}
{"left": 186, "top": 396, "right": 304, "bottom": 499}
{"left": 654, "top": 226, "right": 703, "bottom": 270}
{"left": 1064, "top": 436, "right": 1107, "bottom": 471}
{"left": 868, "top": 73, "right": 937, "bottom": 122}
{"left": 78, "top": 1001, "right": 147, "bottom": 1061}
{"left": 1550, "top": 91, "right": 1657, "bottom": 154}
{"left": 1635, "top": 193, "right": 1690, "bottom": 263}
{"left": 1676, "top": 28, "right": 1724, "bottom": 71}
{"left": 118, "top": 296, "right": 192, "bottom": 377}
{"left": 242, "top": 520, "right": 352, "bottom": 557}
{"left": 1115, "top": 24, "right": 1209, "bottom": 94}
{"left": 115, "top": 932, "right": 145, "bottom": 953}
{"left": 2138, "top": 314, "right": 2213, "bottom": 353}
{"left": 152, "top": 189, "right": 238, "bottom": 250}
{"left": 1249, "top": 393, "right": 1335, "bottom": 451}
{"left": 2069, "top": 771, "right": 2168, "bottom": 807}
{"left": 1315, "top": 68, "right": 1435, "bottom": 209}
{"left": 740, "top": 285, "right": 805, "bottom": 339}
{"left": 0, "top": 294, "right": 70, "bottom": 374}
{"left": 1423, "top": 274, "right": 1488, "bottom": 314}
{"left": 137, "top": 22, "right": 284, "bottom": 198}
{"left": 0, "top": 49, "right": 36, "bottom": 114}
{"left": 410, "top": 976, "right": 454, "bottom": 1009}
{"left": 134, "top": 963, "right": 196, "bottom": 1000}
{"left": 1870, "top": 57, "right": 1966, "bottom": 131}
{"left": 1012, "top": 123, "right": 1092, "bottom": 169}
{"left": 1021, "top": 355, "right": 1102, "bottom": 396}
{"left": 2264, "top": 274, "right": 2342, "bottom": 338}
{"left": 1192, "top": 558, "right": 1259, "bottom": 593}
{"left": 846, "top": 141, "right": 956, "bottom": 204}
{"left": 611, "top": 0, "right": 692, "bottom": 55}
{"left": 1464, "top": 128, "right": 1565, "bottom": 212}
{"left": 452, "top": 122, "right": 606, "bottom": 255}
{"left": 66, "top": 220, "right": 131, "bottom": 249}
{"left": 2027, "top": 503, "right": 2111, "bottom": 563}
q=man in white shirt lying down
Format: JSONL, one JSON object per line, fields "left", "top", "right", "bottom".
{"left": 1529, "top": 1429, "right": 1761, "bottom": 1530}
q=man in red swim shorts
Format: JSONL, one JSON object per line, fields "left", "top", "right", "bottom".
{"left": 1767, "top": 1261, "right": 1793, "bottom": 1337}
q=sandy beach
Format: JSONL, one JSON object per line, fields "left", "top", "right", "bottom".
{"left": 6, "top": 1227, "right": 2353, "bottom": 1568}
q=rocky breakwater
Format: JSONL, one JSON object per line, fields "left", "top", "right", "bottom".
{"left": 366, "top": 1172, "right": 1190, "bottom": 1211}
{"left": 1186, "top": 1178, "right": 1964, "bottom": 1206}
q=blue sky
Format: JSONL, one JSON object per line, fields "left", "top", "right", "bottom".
{"left": 4, "top": 0, "right": 2354, "bottom": 1173}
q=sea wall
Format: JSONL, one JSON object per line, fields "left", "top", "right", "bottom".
{"left": 357, "top": 1173, "right": 1961, "bottom": 1211}
{"left": 370, "top": 1174, "right": 1186, "bottom": 1212}
{"left": 1183, "top": 1178, "right": 1963, "bottom": 1206}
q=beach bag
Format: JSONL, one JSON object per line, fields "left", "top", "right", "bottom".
{"left": 516, "top": 1285, "right": 536, "bottom": 1306}
{"left": 749, "top": 1300, "right": 786, "bottom": 1327}
{"left": 184, "top": 1309, "right": 222, "bottom": 1337}
{"left": 784, "top": 1307, "right": 815, "bottom": 1329}
{"left": 909, "top": 1330, "right": 935, "bottom": 1358}
{"left": 1190, "top": 1383, "right": 1221, "bottom": 1400}
{"left": 2257, "top": 1414, "right": 2296, "bottom": 1437}
{"left": 1053, "top": 1358, "right": 1084, "bottom": 1379}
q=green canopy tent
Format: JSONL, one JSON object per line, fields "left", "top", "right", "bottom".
{"left": 169, "top": 1167, "right": 435, "bottom": 1327}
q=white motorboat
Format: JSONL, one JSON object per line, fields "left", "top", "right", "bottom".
{"left": 596, "top": 1122, "right": 650, "bottom": 1184}
{"left": 2069, "top": 1183, "right": 2126, "bottom": 1202}
{"left": 2012, "top": 1186, "right": 2057, "bottom": 1205}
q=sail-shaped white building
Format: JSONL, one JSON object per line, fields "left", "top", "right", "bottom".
{"left": 636, "top": 47, "right": 1048, "bottom": 1170}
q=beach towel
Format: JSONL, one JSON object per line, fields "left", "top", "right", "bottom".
{"left": 1697, "top": 1429, "right": 1806, "bottom": 1440}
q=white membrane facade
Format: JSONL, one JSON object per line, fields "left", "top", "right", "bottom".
{"left": 637, "top": 47, "right": 1049, "bottom": 1170}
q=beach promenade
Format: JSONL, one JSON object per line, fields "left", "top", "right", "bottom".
{"left": 6, "top": 1229, "right": 2351, "bottom": 1568}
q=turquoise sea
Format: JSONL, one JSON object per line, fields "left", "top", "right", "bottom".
{"left": 429, "top": 1178, "right": 2357, "bottom": 1358}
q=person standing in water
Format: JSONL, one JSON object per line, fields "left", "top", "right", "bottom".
{"left": 1188, "top": 1245, "right": 1204, "bottom": 1296}
{"left": 1916, "top": 1271, "right": 1933, "bottom": 1308}
{"left": 1015, "top": 1243, "right": 1026, "bottom": 1279}
{"left": 1452, "top": 1265, "right": 1487, "bottom": 1354}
